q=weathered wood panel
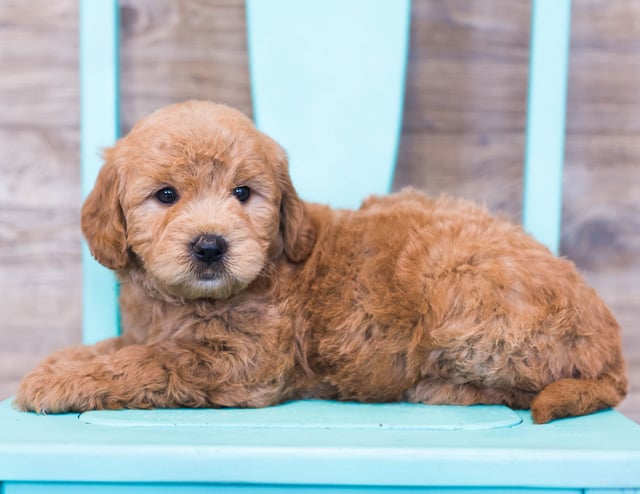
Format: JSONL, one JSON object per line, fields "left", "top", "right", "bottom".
{"left": 119, "top": 0, "right": 252, "bottom": 131}
{"left": 0, "top": 0, "right": 82, "bottom": 397}
{"left": 0, "top": 0, "right": 638, "bottom": 422}
{"left": 394, "top": 0, "right": 530, "bottom": 220}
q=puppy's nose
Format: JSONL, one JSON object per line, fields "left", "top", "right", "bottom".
{"left": 191, "top": 235, "right": 227, "bottom": 265}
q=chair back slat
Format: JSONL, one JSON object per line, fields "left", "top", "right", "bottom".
{"left": 247, "top": 0, "right": 411, "bottom": 209}
{"left": 523, "top": 0, "right": 572, "bottom": 255}
{"left": 80, "top": 0, "right": 121, "bottom": 343}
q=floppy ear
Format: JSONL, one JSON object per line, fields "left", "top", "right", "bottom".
{"left": 81, "top": 148, "right": 129, "bottom": 270}
{"left": 269, "top": 143, "right": 316, "bottom": 263}
{"left": 279, "top": 171, "right": 316, "bottom": 262}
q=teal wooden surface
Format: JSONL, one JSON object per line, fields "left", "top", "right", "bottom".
{"left": 246, "top": 0, "right": 410, "bottom": 209}
{"left": 80, "top": 0, "right": 121, "bottom": 344}
{"left": 1, "top": 399, "right": 640, "bottom": 489}
{"left": 0, "top": 482, "right": 589, "bottom": 494}
{"left": 78, "top": 401, "right": 522, "bottom": 430}
{"left": 523, "top": 0, "right": 572, "bottom": 254}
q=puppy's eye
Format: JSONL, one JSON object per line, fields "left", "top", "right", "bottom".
{"left": 154, "top": 187, "right": 179, "bottom": 205}
{"left": 232, "top": 186, "right": 251, "bottom": 203}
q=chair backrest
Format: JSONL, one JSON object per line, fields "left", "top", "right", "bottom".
{"left": 79, "top": 0, "right": 571, "bottom": 344}
{"left": 247, "top": 0, "right": 410, "bottom": 209}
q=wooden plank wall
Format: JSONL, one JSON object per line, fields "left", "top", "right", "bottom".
{"left": 0, "top": 0, "right": 638, "bottom": 422}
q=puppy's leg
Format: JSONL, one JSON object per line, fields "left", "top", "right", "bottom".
{"left": 406, "top": 380, "right": 536, "bottom": 410}
{"left": 530, "top": 373, "right": 627, "bottom": 424}
{"left": 14, "top": 336, "right": 133, "bottom": 412}
{"left": 14, "top": 341, "right": 285, "bottom": 414}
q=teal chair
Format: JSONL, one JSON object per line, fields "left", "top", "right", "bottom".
{"left": 1, "top": 1, "right": 640, "bottom": 492}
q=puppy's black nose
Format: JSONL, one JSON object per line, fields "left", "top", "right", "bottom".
{"left": 191, "top": 235, "right": 227, "bottom": 265}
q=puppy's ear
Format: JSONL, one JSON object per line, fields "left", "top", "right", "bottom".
{"left": 279, "top": 172, "right": 316, "bottom": 262}
{"left": 269, "top": 143, "right": 316, "bottom": 263}
{"left": 81, "top": 148, "right": 129, "bottom": 270}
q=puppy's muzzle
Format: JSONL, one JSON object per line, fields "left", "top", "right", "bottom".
{"left": 191, "top": 234, "right": 227, "bottom": 266}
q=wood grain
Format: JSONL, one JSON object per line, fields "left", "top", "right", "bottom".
{"left": 0, "top": 0, "right": 82, "bottom": 398}
{"left": 0, "top": 2, "right": 79, "bottom": 129}
{"left": 401, "top": 0, "right": 531, "bottom": 134}
{"left": 0, "top": 127, "right": 83, "bottom": 393}
{"left": 0, "top": 0, "right": 638, "bottom": 423}
{"left": 394, "top": 132, "right": 526, "bottom": 219}
{"left": 119, "top": 0, "right": 252, "bottom": 132}
{"left": 567, "top": 0, "right": 640, "bottom": 134}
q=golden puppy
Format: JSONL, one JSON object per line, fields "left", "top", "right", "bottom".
{"left": 15, "top": 100, "right": 627, "bottom": 423}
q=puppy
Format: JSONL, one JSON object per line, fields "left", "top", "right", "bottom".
{"left": 15, "top": 100, "right": 627, "bottom": 423}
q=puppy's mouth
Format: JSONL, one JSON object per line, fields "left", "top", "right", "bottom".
{"left": 191, "top": 263, "right": 227, "bottom": 282}
{"left": 180, "top": 263, "right": 237, "bottom": 299}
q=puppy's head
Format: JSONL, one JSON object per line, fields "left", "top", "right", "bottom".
{"left": 81, "top": 100, "right": 315, "bottom": 300}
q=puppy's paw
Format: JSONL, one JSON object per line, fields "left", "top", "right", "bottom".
{"left": 14, "top": 363, "right": 94, "bottom": 414}
{"left": 14, "top": 371, "right": 47, "bottom": 414}
{"left": 530, "top": 399, "right": 554, "bottom": 424}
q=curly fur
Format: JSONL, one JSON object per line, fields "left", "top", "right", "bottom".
{"left": 15, "top": 100, "right": 627, "bottom": 423}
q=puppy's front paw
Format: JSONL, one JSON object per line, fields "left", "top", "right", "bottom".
{"left": 14, "top": 363, "right": 92, "bottom": 414}
{"left": 15, "top": 366, "right": 62, "bottom": 414}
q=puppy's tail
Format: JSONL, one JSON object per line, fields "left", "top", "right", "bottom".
{"left": 530, "top": 373, "right": 627, "bottom": 424}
